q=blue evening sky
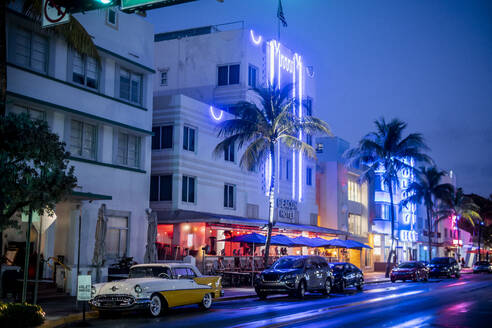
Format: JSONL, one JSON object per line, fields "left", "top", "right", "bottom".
{"left": 146, "top": 0, "right": 492, "bottom": 197}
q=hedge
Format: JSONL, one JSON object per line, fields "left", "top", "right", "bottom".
{"left": 0, "top": 302, "right": 46, "bottom": 327}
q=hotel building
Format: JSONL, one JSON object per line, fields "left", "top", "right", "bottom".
{"left": 151, "top": 23, "right": 346, "bottom": 266}
{"left": 3, "top": 6, "right": 154, "bottom": 294}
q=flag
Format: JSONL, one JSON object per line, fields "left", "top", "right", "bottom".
{"left": 277, "top": 0, "right": 287, "bottom": 27}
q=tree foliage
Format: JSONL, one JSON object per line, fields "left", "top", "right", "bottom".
{"left": 345, "top": 118, "right": 431, "bottom": 275}
{"left": 0, "top": 113, "right": 77, "bottom": 230}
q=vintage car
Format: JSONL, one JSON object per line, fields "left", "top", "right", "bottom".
{"left": 89, "top": 263, "right": 223, "bottom": 317}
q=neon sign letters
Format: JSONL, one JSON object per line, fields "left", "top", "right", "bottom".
{"left": 209, "top": 106, "right": 223, "bottom": 121}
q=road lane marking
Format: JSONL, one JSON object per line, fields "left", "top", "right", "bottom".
{"left": 231, "top": 290, "right": 424, "bottom": 328}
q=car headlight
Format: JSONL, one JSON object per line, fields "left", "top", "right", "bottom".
{"left": 282, "top": 274, "right": 297, "bottom": 281}
{"left": 91, "top": 286, "right": 97, "bottom": 298}
{"left": 134, "top": 285, "right": 142, "bottom": 294}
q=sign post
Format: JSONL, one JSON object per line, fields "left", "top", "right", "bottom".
{"left": 42, "top": 0, "right": 70, "bottom": 28}
{"left": 77, "top": 275, "right": 91, "bottom": 325}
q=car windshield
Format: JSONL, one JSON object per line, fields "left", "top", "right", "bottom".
{"left": 398, "top": 262, "right": 417, "bottom": 268}
{"left": 129, "top": 266, "right": 170, "bottom": 278}
{"left": 431, "top": 258, "right": 449, "bottom": 264}
{"left": 476, "top": 261, "right": 490, "bottom": 266}
{"left": 272, "top": 258, "right": 305, "bottom": 269}
{"left": 329, "top": 264, "right": 345, "bottom": 271}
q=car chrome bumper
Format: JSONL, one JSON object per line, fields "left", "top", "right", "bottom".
{"left": 89, "top": 297, "right": 151, "bottom": 311}
{"left": 255, "top": 280, "right": 297, "bottom": 293}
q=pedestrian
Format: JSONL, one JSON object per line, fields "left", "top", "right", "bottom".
{"left": 461, "top": 257, "right": 465, "bottom": 268}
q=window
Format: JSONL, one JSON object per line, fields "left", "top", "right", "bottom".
{"left": 306, "top": 167, "right": 312, "bottom": 186}
{"left": 70, "top": 120, "right": 97, "bottom": 160}
{"left": 248, "top": 65, "right": 257, "bottom": 88}
{"left": 246, "top": 204, "right": 259, "bottom": 219}
{"left": 72, "top": 52, "right": 99, "bottom": 89}
{"left": 182, "top": 176, "right": 195, "bottom": 203}
{"left": 117, "top": 132, "right": 140, "bottom": 168}
{"left": 183, "top": 126, "right": 195, "bottom": 151}
{"left": 152, "top": 125, "right": 173, "bottom": 150}
{"left": 106, "top": 7, "right": 118, "bottom": 28}
{"left": 444, "top": 228, "right": 448, "bottom": 239}
{"left": 217, "top": 64, "right": 240, "bottom": 86}
{"left": 119, "top": 68, "right": 143, "bottom": 104}
{"left": 316, "top": 143, "right": 324, "bottom": 153}
{"left": 10, "top": 104, "right": 45, "bottom": 121}
{"left": 286, "top": 159, "right": 291, "bottom": 180}
{"left": 224, "top": 184, "right": 235, "bottom": 209}
{"left": 12, "top": 27, "right": 48, "bottom": 73}
{"left": 306, "top": 134, "right": 312, "bottom": 146}
{"left": 224, "top": 142, "right": 235, "bottom": 162}
{"left": 160, "top": 70, "right": 168, "bottom": 86}
{"left": 348, "top": 214, "right": 365, "bottom": 236}
{"left": 348, "top": 180, "right": 361, "bottom": 202}
{"left": 305, "top": 97, "right": 313, "bottom": 116}
{"left": 150, "top": 175, "right": 173, "bottom": 201}
{"left": 105, "top": 216, "right": 128, "bottom": 258}
{"left": 380, "top": 204, "right": 390, "bottom": 219}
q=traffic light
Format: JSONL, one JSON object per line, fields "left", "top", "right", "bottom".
{"left": 51, "top": 0, "right": 120, "bottom": 14}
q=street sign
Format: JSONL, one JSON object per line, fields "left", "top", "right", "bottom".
{"left": 42, "top": 0, "right": 70, "bottom": 28}
{"left": 21, "top": 211, "right": 40, "bottom": 223}
{"left": 121, "top": 0, "right": 196, "bottom": 13}
{"left": 77, "top": 275, "right": 92, "bottom": 301}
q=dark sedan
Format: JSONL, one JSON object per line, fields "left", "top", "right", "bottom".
{"left": 473, "top": 261, "right": 492, "bottom": 273}
{"left": 329, "top": 262, "right": 364, "bottom": 292}
{"left": 255, "top": 256, "right": 333, "bottom": 299}
{"left": 428, "top": 257, "right": 461, "bottom": 278}
{"left": 390, "top": 261, "right": 429, "bottom": 282}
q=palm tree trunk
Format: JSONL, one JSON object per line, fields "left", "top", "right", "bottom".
{"left": 426, "top": 206, "right": 432, "bottom": 262}
{"left": 0, "top": 0, "right": 7, "bottom": 116}
{"left": 385, "top": 180, "right": 396, "bottom": 278}
{"left": 264, "top": 144, "right": 276, "bottom": 267}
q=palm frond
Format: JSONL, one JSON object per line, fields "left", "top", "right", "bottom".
{"left": 279, "top": 135, "right": 316, "bottom": 159}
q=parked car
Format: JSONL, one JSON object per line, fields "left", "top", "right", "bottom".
{"left": 390, "top": 261, "right": 429, "bottom": 282}
{"left": 329, "top": 262, "right": 364, "bottom": 292}
{"left": 254, "top": 256, "right": 333, "bottom": 299}
{"left": 473, "top": 261, "right": 492, "bottom": 273}
{"left": 89, "top": 263, "right": 223, "bottom": 317}
{"left": 428, "top": 257, "right": 461, "bottom": 278}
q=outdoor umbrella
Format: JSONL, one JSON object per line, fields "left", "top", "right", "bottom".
{"left": 271, "top": 234, "right": 296, "bottom": 246}
{"left": 223, "top": 232, "right": 266, "bottom": 244}
{"left": 291, "top": 236, "right": 319, "bottom": 247}
{"left": 310, "top": 237, "right": 335, "bottom": 247}
{"left": 345, "top": 240, "right": 372, "bottom": 249}
{"left": 144, "top": 210, "right": 158, "bottom": 263}
{"left": 323, "top": 238, "right": 349, "bottom": 248}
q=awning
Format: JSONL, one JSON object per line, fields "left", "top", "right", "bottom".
{"left": 70, "top": 191, "right": 112, "bottom": 201}
{"left": 156, "top": 210, "right": 347, "bottom": 236}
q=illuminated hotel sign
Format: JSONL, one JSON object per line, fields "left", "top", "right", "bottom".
{"left": 399, "top": 158, "right": 417, "bottom": 242}
{"left": 277, "top": 198, "right": 298, "bottom": 222}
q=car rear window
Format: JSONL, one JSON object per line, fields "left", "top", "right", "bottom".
{"left": 431, "top": 258, "right": 449, "bottom": 264}
{"left": 398, "top": 262, "right": 417, "bottom": 268}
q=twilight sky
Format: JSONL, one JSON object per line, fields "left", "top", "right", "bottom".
{"left": 146, "top": 0, "right": 492, "bottom": 197}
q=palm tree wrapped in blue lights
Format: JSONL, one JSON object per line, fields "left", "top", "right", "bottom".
{"left": 213, "top": 83, "right": 331, "bottom": 266}
{"left": 346, "top": 118, "right": 431, "bottom": 277}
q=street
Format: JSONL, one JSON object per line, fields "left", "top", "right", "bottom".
{"left": 84, "top": 273, "right": 492, "bottom": 328}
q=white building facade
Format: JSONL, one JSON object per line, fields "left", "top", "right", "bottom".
{"left": 151, "top": 24, "right": 341, "bottom": 265}
{"left": 4, "top": 6, "right": 154, "bottom": 294}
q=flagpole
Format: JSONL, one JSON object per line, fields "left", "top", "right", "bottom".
{"left": 277, "top": 0, "right": 280, "bottom": 40}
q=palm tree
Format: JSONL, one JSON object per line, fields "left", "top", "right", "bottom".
{"left": 213, "top": 83, "right": 331, "bottom": 266}
{"left": 402, "top": 166, "right": 454, "bottom": 261}
{"left": 438, "top": 187, "right": 481, "bottom": 259}
{"left": 1, "top": 0, "right": 99, "bottom": 115}
{"left": 346, "top": 118, "right": 431, "bottom": 277}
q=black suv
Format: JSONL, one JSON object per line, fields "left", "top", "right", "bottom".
{"left": 254, "top": 256, "right": 334, "bottom": 299}
{"left": 428, "top": 257, "right": 461, "bottom": 278}
{"left": 329, "top": 262, "right": 364, "bottom": 291}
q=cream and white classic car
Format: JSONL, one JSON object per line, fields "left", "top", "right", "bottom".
{"left": 89, "top": 263, "right": 223, "bottom": 317}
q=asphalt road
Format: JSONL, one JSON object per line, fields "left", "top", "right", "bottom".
{"left": 85, "top": 273, "right": 492, "bottom": 328}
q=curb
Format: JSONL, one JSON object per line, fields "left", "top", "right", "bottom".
{"left": 40, "top": 311, "right": 99, "bottom": 328}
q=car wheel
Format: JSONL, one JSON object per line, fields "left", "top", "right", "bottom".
{"left": 322, "top": 279, "right": 332, "bottom": 295}
{"left": 149, "top": 293, "right": 164, "bottom": 317}
{"left": 424, "top": 274, "right": 429, "bottom": 282}
{"left": 391, "top": 278, "right": 396, "bottom": 283}
{"left": 455, "top": 272, "right": 461, "bottom": 279}
{"left": 339, "top": 280, "right": 346, "bottom": 292}
{"left": 296, "top": 280, "right": 306, "bottom": 299}
{"left": 356, "top": 278, "right": 364, "bottom": 291}
{"left": 257, "top": 292, "right": 267, "bottom": 300}
{"left": 199, "top": 293, "right": 213, "bottom": 310}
